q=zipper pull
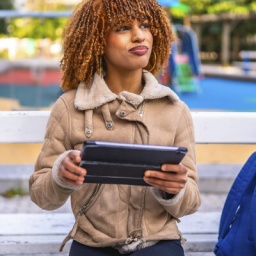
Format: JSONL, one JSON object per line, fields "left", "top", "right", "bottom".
{"left": 139, "top": 101, "right": 145, "bottom": 117}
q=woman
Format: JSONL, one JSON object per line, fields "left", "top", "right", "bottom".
{"left": 29, "top": 0, "right": 201, "bottom": 255}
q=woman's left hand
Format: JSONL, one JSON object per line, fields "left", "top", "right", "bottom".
{"left": 143, "top": 164, "right": 188, "bottom": 194}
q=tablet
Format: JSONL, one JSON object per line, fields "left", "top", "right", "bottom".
{"left": 80, "top": 140, "right": 187, "bottom": 186}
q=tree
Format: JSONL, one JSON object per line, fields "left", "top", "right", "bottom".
{"left": 10, "top": 17, "right": 67, "bottom": 40}
{"left": 9, "top": 1, "right": 73, "bottom": 40}
{"left": 169, "top": 0, "right": 256, "bottom": 64}
{"left": 191, "top": 0, "right": 256, "bottom": 14}
{"left": 0, "top": 0, "right": 13, "bottom": 10}
{"left": 170, "top": 0, "right": 256, "bottom": 19}
{"left": 0, "top": 0, "right": 14, "bottom": 35}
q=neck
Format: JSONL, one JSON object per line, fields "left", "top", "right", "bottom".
{"left": 104, "top": 69, "right": 144, "bottom": 95}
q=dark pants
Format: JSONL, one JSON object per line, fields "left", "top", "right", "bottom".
{"left": 69, "top": 240, "right": 184, "bottom": 256}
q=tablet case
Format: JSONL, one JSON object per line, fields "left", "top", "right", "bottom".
{"left": 80, "top": 140, "right": 187, "bottom": 186}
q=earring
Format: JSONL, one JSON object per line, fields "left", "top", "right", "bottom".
{"left": 148, "top": 51, "right": 156, "bottom": 72}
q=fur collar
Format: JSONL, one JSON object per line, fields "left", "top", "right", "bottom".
{"left": 75, "top": 71, "right": 179, "bottom": 110}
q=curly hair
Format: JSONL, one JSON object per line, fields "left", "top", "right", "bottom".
{"left": 60, "top": 0, "right": 175, "bottom": 91}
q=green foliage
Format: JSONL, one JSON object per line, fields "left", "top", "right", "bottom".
{"left": 10, "top": 18, "right": 67, "bottom": 40}
{"left": 4, "top": 1, "right": 71, "bottom": 40}
{"left": 0, "top": 0, "right": 13, "bottom": 9}
{"left": 0, "top": 0, "right": 14, "bottom": 34}
{"left": 207, "top": 1, "right": 250, "bottom": 14}
{"left": 3, "top": 188, "right": 26, "bottom": 198}
{"left": 168, "top": 0, "right": 256, "bottom": 64}
{"left": 180, "top": 0, "right": 212, "bottom": 14}
{"left": 170, "top": 0, "right": 256, "bottom": 17}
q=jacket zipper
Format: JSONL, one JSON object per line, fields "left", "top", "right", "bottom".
{"left": 59, "top": 183, "right": 102, "bottom": 252}
{"left": 79, "top": 184, "right": 101, "bottom": 214}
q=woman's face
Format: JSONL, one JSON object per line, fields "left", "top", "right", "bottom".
{"left": 104, "top": 19, "right": 153, "bottom": 73}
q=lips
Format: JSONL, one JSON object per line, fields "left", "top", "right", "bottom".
{"left": 129, "top": 46, "right": 148, "bottom": 56}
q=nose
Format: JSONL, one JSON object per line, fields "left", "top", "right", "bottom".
{"left": 131, "top": 27, "right": 145, "bottom": 43}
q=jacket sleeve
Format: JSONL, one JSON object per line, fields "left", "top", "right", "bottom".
{"left": 150, "top": 102, "right": 201, "bottom": 218}
{"left": 29, "top": 97, "right": 77, "bottom": 210}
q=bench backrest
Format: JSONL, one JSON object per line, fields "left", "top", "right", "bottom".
{"left": 0, "top": 111, "right": 256, "bottom": 144}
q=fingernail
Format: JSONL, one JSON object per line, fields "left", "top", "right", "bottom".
{"left": 145, "top": 171, "right": 151, "bottom": 177}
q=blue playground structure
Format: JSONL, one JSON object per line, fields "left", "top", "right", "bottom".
{"left": 157, "top": 24, "right": 202, "bottom": 92}
{"left": 157, "top": 1, "right": 201, "bottom": 92}
{"left": 170, "top": 24, "right": 202, "bottom": 92}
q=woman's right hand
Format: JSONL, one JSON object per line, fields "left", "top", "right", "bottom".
{"left": 58, "top": 151, "right": 86, "bottom": 186}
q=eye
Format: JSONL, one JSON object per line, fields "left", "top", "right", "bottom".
{"left": 140, "top": 23, "right": 150, "bottom": 30}
{"left": 115, "top": 25, "right": 130, "bottom": 32}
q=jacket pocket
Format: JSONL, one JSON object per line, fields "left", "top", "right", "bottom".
{"left": 79, "top": 184, "right": 128, "bottom": 240}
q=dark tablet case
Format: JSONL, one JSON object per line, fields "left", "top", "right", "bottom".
{"left": 80, "top": 140, "right": 187, "bottom": 186}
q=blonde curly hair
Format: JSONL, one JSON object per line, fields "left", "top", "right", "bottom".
{"left": 60, "top": 0, "right": 175, "bottom": 91}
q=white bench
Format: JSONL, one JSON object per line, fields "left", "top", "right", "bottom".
{"left": 1, "top": 111, "right": 256, "bottom": 255}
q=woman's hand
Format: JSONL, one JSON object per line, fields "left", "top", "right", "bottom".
{"left": 58, "top": 151, "right": 86, "bottom": 186}
{"left": 144, "top": 164, "right": 188, "bottom": 195}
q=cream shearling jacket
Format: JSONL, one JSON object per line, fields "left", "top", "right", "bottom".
{"left": 29, "top": 71, "right": 201, "bottom": 252}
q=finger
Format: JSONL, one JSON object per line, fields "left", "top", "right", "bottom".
{"left": 59, "top": 163, "right": 85, "bottom": 184}
{"left": 144, "top": 170, "right": 177, "bottom": 181}
{"left": 70, "top": 165, "right": 87, "bottom": 177}
{"left": 62, "top": 157, "right": 86, "bottom": 177}
{"left": 62, "top": 167, "right": 85, "bottom": 185}
{"left": 144, "top": 176, "right": 184, "bottom": 188}
{"left": 62, "top": 175, "right": 84, "bottom": 186}
{"left": 68, "top": 151, "right": 82, "bottom": 164}
{"left": 144, "top": 177, "right": 185, "bottom": 194}
{"left": 161, "top": 164, "right": 186, "bottom": 174}
{"left": 144, "top": 164, "right": 182, "bottom": 179}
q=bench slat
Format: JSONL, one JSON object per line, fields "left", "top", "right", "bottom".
{"left": 0, "top": 212, "right": 219, "bottom": 254}
{"left": 0, "top": 235, "right": 71, "bottom": 254}
{"left": 179, "top": 212, "right": 220, "bottom": 234}
{"left": 0, "top": 234, "right": 217, "bottom": 254}
{"left": 0, "top": 212, "right": 220, "bottom": 235}
{"left": 192, "top": 111, "right": 256, "bottom": 144}
{"left": 1, "top": 111, "right": 256, "bottom": 144}
{"left": 182, "top": 234, "right": 218, "bottom": 252}
{"left": 0, "top": 213, "right": 74, "bottom": 235}
{"left": 0, "top": 111, "right": 49, "bottom": 143}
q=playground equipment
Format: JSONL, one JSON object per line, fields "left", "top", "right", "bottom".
{"left": 239, "top": 51, "right": 256, "bottom": 73}
{"left": 156, "top": 24, "right": 202, "bottom": 92}
{"left": 156, "top": 1, "right": 201, "bottom": 92}
{"left": 170, "top": 24, "right": 202, "bottom": 92}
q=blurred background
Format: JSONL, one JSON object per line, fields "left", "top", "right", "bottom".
{"left": 0, "top": 0, "right": 256, "bottom": 110}
{"left": 0, "top": 0, "right": 255, "bottom": 165}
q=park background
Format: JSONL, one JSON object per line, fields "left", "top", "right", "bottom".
{"left": 0, "top": 0, "right": 256, "bottom": 168}
{"left": 1, "top": 3, "right": 255, "bottom": 255}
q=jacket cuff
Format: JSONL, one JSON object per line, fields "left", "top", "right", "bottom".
{"left": 150, "top": 187, "right": 185, "bottom": 206}
{"left": 52, "top": 150, "right": 85, "bottom": 190}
